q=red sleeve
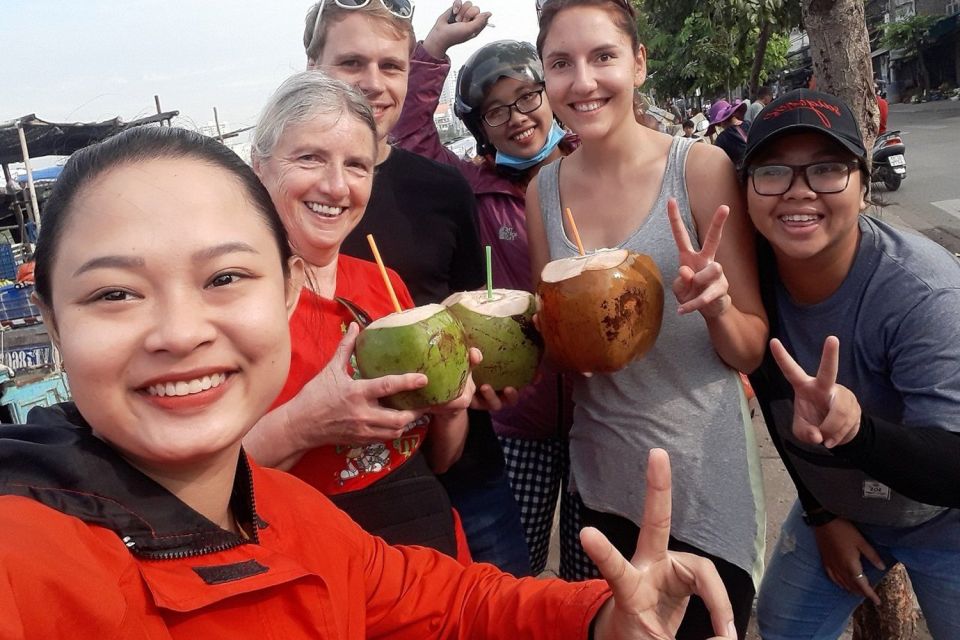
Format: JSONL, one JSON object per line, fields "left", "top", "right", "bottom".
{"left": 360, "top": 529, "right": 611, "bottom": 640}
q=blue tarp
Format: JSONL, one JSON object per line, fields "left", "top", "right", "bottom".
{"left": 15, "top": 165, "right": 61, "bottom": 183}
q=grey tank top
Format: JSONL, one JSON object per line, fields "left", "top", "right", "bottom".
{"left": 537, "top": 137, "right": 765, "bottom": 582}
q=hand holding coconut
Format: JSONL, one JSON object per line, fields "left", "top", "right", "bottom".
{"left": 443, "top": 288, "right": 543, "bottom": 410}
{"left": 586, "top": 449, "right": 737, "bottom": 640}
{"left": 770, "top": 336, "right": 862, "bottom": 449}
{"left": 667, "top": 198, "right": 732, "bottom": 319}
{"left": 283, "top": 323, "right": 430, "bottom": 449}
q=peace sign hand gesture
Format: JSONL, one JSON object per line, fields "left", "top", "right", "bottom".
{"left": 667, "top": 198, "right": 731, "bottom": 319}
{"left": 585, "top": 449, "right": 736, "bottom": 640}
{"left": 770, "top": 337, "right": 862, "bottom": 449}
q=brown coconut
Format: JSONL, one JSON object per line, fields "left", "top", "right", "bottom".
{"left": 537, "top": 249, "right": 664, "bottom": 373}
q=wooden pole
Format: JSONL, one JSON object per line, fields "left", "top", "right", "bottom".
{"left": 213, "top": 107, "right": 224, "bottom": 143}
{"left": 14, "top": 122, "right": 41, "bottom": 230}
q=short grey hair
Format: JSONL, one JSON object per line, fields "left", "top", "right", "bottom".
{"left": 251, "top": 70, "right": 377, "bottom": 162}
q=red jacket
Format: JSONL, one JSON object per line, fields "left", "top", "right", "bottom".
{"left": 0, "top": 406, "right": 610, "bottom": 639}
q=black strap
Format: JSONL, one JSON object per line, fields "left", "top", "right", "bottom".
{"left": 330, "top": 448, "right": 459, "bottom": 557}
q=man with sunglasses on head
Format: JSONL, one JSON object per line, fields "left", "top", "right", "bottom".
{"left": 302, "top": 0, "right": 532, "bottom": 576}
{"left": 743, "top": 89, "right": 960, "bottom": 639}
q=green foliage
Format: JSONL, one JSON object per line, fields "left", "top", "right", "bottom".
{"left": 632, "top": 0, "right": 802, "bottom": 99}
{"left": 880, "top": 14, "right": 941, "bottom": 57}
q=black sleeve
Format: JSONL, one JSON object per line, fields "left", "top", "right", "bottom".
{"left": 832, "top": 415, "right": 960, "bottom": 508}
{"left": 752, "top": 381, "right": 825, "bottom": 514}
{"left": 447, "top": 178, "right": 485, "bottom": 292}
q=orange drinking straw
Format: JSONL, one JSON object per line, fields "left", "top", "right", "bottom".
{"left": 564, "top": 207, "right": 585, "bottom": 256}
{"left": 366, "top": 234, "right": 402, "bottom": 313}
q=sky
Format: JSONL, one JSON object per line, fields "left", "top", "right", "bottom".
{"left": 3, "top": 0, "right": 541, "bottom": 137}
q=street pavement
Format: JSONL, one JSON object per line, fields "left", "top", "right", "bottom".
{"left": 873, "top": 98, "right": 960, "bottom": 255}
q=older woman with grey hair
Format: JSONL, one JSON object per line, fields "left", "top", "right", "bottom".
{"left": 244, "top": 70, "right": 475, "bottom": 561}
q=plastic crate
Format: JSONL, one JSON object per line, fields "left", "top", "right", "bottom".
{"left": 0, "top": 284, "right": 41, "bottom": 324}
{"left": 0, "top": 371, "right": 71, "bottom": 423}
{"left": 0, "top": 245, "right": 16, "bottom": 280}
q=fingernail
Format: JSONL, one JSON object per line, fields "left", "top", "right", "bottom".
{"left": 728, "top": 620, "right": 738, "bottom": 639}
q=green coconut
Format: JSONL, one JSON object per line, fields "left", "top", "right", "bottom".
{"left": 355, "top": 304, "right": 469, "bottom": 410}
{"left": 537, "top": 248, "right": 664, "bottom": 373}
{"left": 443, "top": 289, "right": 543, "bottom": 391}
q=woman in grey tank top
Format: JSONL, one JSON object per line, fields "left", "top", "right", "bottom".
{"left": 529, "top": 2, "right": 769, "bottom": 638}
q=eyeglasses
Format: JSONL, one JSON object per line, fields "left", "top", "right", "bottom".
{"left": 481, "top": 89, "right": 545, "bottom": 127}
{"left": 312, "top": 0, "right": 415, "bottom": 41}
{"left": 536, "top": 0, "right": 632, "bottom": 19}
{"left": 748, "top": 161, "right": 860, "bottom": 196}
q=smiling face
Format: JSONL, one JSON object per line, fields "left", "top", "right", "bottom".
{"left": 747, "top": 131, "right": 867, "bottom": 265}
{"left": 313, "top": 12, "right": 409, "bottom": 159}
{"left": 540, "top": 6, "right": 646, "bottom": 142}
{"left": 480, "top": 78, "right": 555, "bottom": 159}
{"left": 43, "top": 157, "right": 298, "bottom": 471}
{"left": 255, "top": 110, "right": 376, "bottom": 268}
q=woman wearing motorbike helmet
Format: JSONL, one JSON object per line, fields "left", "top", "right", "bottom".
{"left": 391, "top": 1, "right": 591, "bottom": 580}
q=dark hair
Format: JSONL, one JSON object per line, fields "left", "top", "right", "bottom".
{"left": 682, "top": 119, "right": 694, "bottom": 129}
{"left": 537, "top": 0, "right": 639, "bottom": 57}
{"left": 757, "top": 86, "right": 773, "bottom": 100}
{"left": 34, "top": 126, "right": 292, "bottom": 304}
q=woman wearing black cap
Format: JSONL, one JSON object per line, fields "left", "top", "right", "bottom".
{"left": 743, "top": 88, "right": 960, "bottom": 639}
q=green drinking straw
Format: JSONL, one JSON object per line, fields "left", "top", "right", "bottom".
{"left": 485, "top": 245, "right": 493, "bottom": 300}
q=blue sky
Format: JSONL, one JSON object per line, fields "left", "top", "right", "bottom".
{"left": 3, "top": 0, "right": 540, "bottom": 134}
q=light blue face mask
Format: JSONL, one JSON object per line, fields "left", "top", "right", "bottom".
{"left": 494, "top": 121, "right": 566, "bottom": 171}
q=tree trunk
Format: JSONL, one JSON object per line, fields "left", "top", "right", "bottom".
{"left": 917, "top": 49, "right": 930, "bottom": 93}
{"left": 748, "top": 19, "right": 773, "bottom": 98}
{"left": 802, "top": 0, "right": 879, "bottom": 153}
{"left": 851, "top": 564, "right": 918, "bottom": 640}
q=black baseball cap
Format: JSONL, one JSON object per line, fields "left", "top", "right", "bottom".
{"left": 741, "top": 89, "right": 868, "bottom": 172}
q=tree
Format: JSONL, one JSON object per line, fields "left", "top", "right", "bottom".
{"left": 802, "top": 0, "right": 879, "bottom": 151}
{"left": 881, "top": 14, "right": 942, "bottom": 94}
{"left": 632, "top": 0, "right": 797, "bottom": 101}
{"left": 741, "top": 0, "right": 803, "bottom": 96}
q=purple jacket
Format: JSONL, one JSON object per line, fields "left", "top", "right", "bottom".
{"left": 393, "top": 44, "right": 572, "bottom": 441}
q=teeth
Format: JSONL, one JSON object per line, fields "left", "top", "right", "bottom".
{"left": 512, "top": 127, "right": 535, "bottom": 141}
{"left": 307, "top": 202, "right": 344, "bottom": 218}
{"left": 146, "top": 373, "right": 227, "bottom": 397}
{"left": 574, "top": 101, "right": 604, "bottom": 112}
{"left": 781, "top": 214, "right": 819, "bottom": 223}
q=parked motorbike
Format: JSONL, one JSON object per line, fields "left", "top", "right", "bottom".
{"left": 872, "top": 130, "right": 906, "bottom": 191}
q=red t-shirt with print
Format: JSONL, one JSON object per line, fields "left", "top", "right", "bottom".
{"left": 271, "top": 254, "right": 425, "bottom": 495}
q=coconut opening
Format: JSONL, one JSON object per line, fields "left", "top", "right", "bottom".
{"left": 365, "top": 303, "right": 447, "bottom": 330}
{"left": 443, "top": 289, "right": 534, "bottom": 317}
{"left": 540, "top": 249, "right": 628, "bottom": 283}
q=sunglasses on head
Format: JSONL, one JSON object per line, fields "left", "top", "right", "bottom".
{"left": 313, "top": 0, "right": 415, "bottom": 38}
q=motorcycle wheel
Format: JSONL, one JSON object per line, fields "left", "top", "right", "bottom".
{"left": 884, "top": 175, "right": 902, "bottom": 191}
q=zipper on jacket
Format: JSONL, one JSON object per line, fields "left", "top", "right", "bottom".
{"left": 129, "top": 455, "right": 262, "bottom": 561}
